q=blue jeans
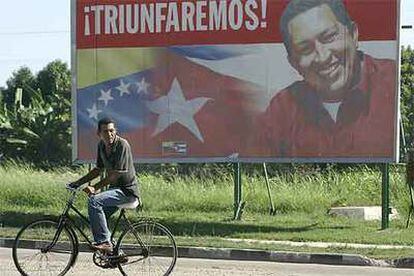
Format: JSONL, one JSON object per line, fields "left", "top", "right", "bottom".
{"left": 88, "top": 188, "right": 136, "bottom": 244}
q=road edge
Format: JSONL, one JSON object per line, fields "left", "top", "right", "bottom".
{"left": 1, "top": 238, "right": 413, "bottom": 269}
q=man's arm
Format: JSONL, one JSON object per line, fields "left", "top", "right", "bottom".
{"left": 70, "top": 167, "right": 102, "bottom": 187}
{"left": 92, "top": 170, "right": 121, "bottom": 191}
{"left": 82, "top": 170, "right": 124, "bottom": 196}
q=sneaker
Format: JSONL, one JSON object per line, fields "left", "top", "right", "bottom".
{"left": 91, "top": 241, "right": 113, "bottom": 252}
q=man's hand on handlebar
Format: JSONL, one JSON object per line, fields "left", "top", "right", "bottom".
{"left": 83, "top": 186, "right": 96, "bottom": 196}
{"left": 67, "top": 182, "right": 97, "bottom": 196}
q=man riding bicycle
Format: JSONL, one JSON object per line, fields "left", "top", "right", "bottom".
{"left": 69, "top": 117, "right": 140, "bottom": 252}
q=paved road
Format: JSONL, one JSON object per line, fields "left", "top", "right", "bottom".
{"left": 2, "top": 247, "right": 413, "bottom": 276}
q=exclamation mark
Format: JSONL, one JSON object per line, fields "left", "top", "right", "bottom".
{"left": 261, "top": 0, "right": 267, "bottom": 28}
{"left": 84, "top": 6, "right": 91, "bottom": 36}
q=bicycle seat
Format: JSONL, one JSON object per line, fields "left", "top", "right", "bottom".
{"left": 117, "top": 198, "right": 139, "bottom": 209}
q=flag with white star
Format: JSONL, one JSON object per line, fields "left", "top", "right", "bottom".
{"left": 77, "top": 70, "right": 153, "bottom": 133}
{"left": 76, "top": 46, "right": 263, "bottom": 162}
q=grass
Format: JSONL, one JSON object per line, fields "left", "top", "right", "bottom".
{"left": 1, "top": 163, "right": 414, "bottom": 260}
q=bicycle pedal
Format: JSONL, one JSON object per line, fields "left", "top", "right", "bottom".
{"left": 118, "top": 255, "right": 129, "bottom": 264}
{"left": 103, "top": 262, "right": 118, "bottom": 269}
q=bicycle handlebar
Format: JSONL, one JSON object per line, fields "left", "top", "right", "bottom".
{"left": 65, "top": 183, "right": 84, "bottom": 192}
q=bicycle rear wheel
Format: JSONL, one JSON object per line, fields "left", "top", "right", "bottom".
{"left": 116, "top": 220, "right": 177, "bottom": 276}
{"left": 12, "top": 219, "right": 77, "bottom": 276}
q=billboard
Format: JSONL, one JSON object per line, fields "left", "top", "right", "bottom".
{"left": 71, "top": 0, "right": 400, "bottom": 163}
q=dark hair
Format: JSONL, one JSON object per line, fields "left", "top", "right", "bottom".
{"left": 97, "top": 117, "right": 115, "bottom": 132}
{"left": 280, "top": 0, "right": 354, "bottom": 53}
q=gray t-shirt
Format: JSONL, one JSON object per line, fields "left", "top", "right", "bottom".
{"left": 96, "top": 136, "right": 139, "bottom": 198}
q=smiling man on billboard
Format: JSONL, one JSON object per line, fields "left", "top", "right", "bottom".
{"left": 255, "top": 0, "right": 397, "bottom": 159}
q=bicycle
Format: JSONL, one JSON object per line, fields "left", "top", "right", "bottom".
{"left": 12, "top": 184, "right": 178, "bottom": 276}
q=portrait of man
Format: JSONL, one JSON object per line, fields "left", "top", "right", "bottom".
{"left": 253, "top": 0, "right": 397, "bottom": 159}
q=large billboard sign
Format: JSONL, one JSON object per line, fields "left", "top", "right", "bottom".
{"left": 72, "top": 0, "right": 400, "bottom": 163}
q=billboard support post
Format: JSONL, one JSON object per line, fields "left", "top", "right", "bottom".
{"left": 381, "top": 163, "right": 390, "bottom": 229}
{"left": 233, "top": 162, "right": 244, "bottom": 220}
{"left": 263, "top": 163, "right": 276, "bottom": 215}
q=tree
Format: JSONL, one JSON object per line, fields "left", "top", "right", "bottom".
{"left": 0, "top": 87, "right": 4, "bottom": 107}
{"left": 400, "top": 46, "right": 414, "bottom": 154}
{"left": 36, "top": 60, "right": 71, "bottom": 101}
{"left": 3, "top": 67, "right": 36, "bottom": 109}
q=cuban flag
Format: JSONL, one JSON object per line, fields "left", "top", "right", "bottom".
{"left": 76, "top": 45, "right": 275, "bottom": 162}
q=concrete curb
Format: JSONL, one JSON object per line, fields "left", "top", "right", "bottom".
{"left": 224, "top": 238, "right": 414, "bottom": 250}
{"left": 1, "top": 238, "right": 412, "bottom": 268}
{"left": 178, "top": 247, "right": 391, "bottom": 267}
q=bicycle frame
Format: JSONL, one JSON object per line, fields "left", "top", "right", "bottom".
{"left": 48, "top": 189, "right": 145, "bottom": 252}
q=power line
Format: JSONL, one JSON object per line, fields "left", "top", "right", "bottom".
{"left": 0, "top": 57, "right": 68, "bottom": 62}
{"left": 0, "top": 30, "right": 69, "bottom": 36}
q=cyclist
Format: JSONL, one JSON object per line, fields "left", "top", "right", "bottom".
{"left": 69, "top": 117, "right": 140, "bottom": 252}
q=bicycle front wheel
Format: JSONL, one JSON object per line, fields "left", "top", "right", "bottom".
{"left": 116, "top": 220, "right": 177, "bottom": 276}
{"left": 12, "top": 219, "right": 77, "bottom": 276}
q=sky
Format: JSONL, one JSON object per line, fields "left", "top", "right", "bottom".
{"left": 0, "top": 0, "right": 413, "bottom": 88}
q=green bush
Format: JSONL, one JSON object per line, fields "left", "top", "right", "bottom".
{"left": 0, "top": 90, "right": 71, "bottom": 166}
{"left": 0, "top": 61, "right": 71, "bottom": 167}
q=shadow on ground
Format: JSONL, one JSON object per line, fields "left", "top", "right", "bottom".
{"left": 1, "top": 210, "right": 354, "bottom": 239}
